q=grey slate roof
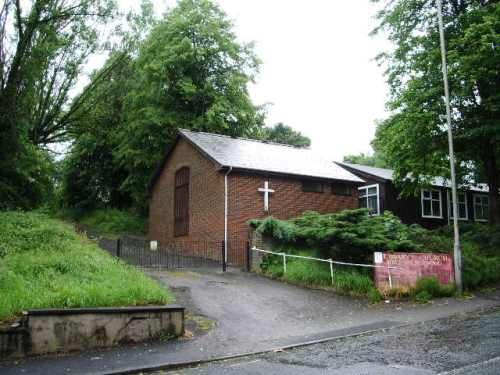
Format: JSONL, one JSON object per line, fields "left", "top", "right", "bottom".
{"left": 338, "top": 162, "right": 489, "bottom": 193}
{"left": 180, "top": 129, "right": 364, "bottom": 183}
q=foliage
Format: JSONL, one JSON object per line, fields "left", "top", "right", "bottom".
{"left": 253, "top": 209, "right": 443, "bottom": 263}
{"left": 254, "top": 210, "right": 500, "bottom": 290}
{"left": 0, "top": 0, "right": 117, "bottom": 210}
{"left": 114, "top": 0, "right": 264, "bottom": 208}
{"left": 415, "top": 276, "right": 456, "bottom": 298}
{"left": 60, "top": 54, "right": 137, "bottom": 211}
{"left": 368, "top": 288, "right": 384, "bottom": 304}
{"left": 260, "top": 123, "right": 311, "bottom": 148}
{"left": 415, "top": 290, "right": 432, "bottom": 304}
{"left": 79, "top": 209, "right": 147, "bottom": 236}
{"left": 462, "top": 245, "right": 500, "bottom": 289}
{"left": 0, "top": 211, "right": 171, "bottom": 321}
{"left": 343, "top": 150, "right": 389, "bottom": 168}
{"left": 260, "top": 250, "right": 375, "bottom": 296}
{"left": 371, "top": 0, "right": 500, "bottom": 221}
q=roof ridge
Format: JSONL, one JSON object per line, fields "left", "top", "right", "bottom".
{"left": 179, "top": 128, "right": 311, "bottom": 150}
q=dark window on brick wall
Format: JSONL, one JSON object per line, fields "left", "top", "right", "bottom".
{"left": 174, "top": 167, "right": 190, "bottom": 236}
{"left": 332, "top": 183, "right": 352, "bottom": 196}
{"left": 302, "top": 180, "right": 324, "bottom": 193}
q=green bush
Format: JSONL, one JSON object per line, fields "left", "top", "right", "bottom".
{"left": 0, "top": 211, "right": 172, "bottom": 322}
{"left": 79, "top": 209, "right": 147, "bottom": 236}
{"left": 415, "top": 290, "right": 432, "bottom": 304}
{"left": 414, "top": 276, "right": 456, "bottom": 299}
{"left": 368, "top": 288, "right": 384, "bottom": 304}
{"left": 415, "top": 277, "right": 442, "bottom": 296}
{"left": 462, "top": 245, "right": 500, "bottom": 289}
{"left": 253, "top": 209, "right": 500, "bottom": 291}
{"left": 252, "top": 209, "right": 449, "bottom": 264}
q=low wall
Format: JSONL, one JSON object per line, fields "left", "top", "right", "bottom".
{"left": 0, "top": 305, "right": 184, "bottom": 359}
{"left": 248, "top": 228, "right": 275, "bottom": 272}
{"left": 374, "top": 251, "right": 455, "bottom": 289}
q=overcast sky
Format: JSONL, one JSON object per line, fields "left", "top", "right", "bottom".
{"left": 118, "top": 0, "right": 390, "bottom": 161}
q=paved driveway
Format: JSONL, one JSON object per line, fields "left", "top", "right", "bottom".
{"left": 147, "top": 268, "right": 500, "bottom": 356}
{"left": 2, "top": 268, "right": 499, "bottom": 375}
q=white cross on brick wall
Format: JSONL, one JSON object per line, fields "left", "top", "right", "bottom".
{"left": 258, "top": 181, "right": 275, "bottom": 212}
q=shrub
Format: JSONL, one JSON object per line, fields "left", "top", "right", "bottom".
{"left": 415, "top": 290, "right": 432, "bottom": 304}
{"left": 368, "top": 288, "right": 384, "bottom": 304}
{"left": 79, "top": 209, "right": 147, "bottom": 236}
{"left": 462, "top": 245, "right": 500, "bottom": 289}
{"left": 415, "top": 277, "right": 441, "bottom": 297}
{"left": 252, "top": 209, "right": 443, "bottom": 264}
{"left": 414, "top": 276, "right": 456, "bottom": 300}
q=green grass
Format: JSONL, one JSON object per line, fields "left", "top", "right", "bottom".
{"left": 260, "top": 250, "right": 375, "bottom": 296}
{"left": 78, "top": 209, "right": 147, "bottom": 237}
{"left": 0, "top": 211, "right": 172, "bottom": 322}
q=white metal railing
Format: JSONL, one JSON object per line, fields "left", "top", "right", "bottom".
{"left": 252, "top": 246, "right": 401, "bottom": 288}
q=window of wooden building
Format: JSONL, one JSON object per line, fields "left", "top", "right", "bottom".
{"left": 358, "top": 184, "right": 380, "bottom": 215}
{"left": 421, "top": 189, "right": 442, "bottom": 218}
{"left": 447, "top": 191, "right": 468, "bottom": 220}
{"left": 174, "top": 167, "right": 190, "bottom": 236}
{"left": 473, "top": 194, "right": 489, "bottom": 222}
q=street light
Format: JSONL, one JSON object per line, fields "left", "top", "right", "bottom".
{"left": 437, "top": 0, "right": 462, "bottom": 293}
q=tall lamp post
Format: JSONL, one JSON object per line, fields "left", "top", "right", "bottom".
{"left": 437, "top": 0, "right": 463, "bottom": 293}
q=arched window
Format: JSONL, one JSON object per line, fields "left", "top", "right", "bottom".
{"left": 174, "top": 167, "right": 190, "bottom": 236}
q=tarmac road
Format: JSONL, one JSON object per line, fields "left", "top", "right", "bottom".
{"left": 160, "top": 307, "right": 500, "bottom": 375}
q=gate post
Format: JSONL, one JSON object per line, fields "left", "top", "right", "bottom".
{"left": 221, "top": 241, "right": 227, "bottom": 272}
{"left": 246, "top": 241, "right": 251, "bottom": 272}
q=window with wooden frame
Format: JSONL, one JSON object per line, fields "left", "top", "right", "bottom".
{"left": 358, "top": 184, "right": 380, "bottom": 215}
{"left": 421, "top": 189, "right": 442, "bottom": 219}
{"left": 447, "top": 191, "right": 468, "bottom": 220}
{"left": 332, "top": 183, "right": 352, "bottom": 196}
{"left": 174, "top": 167, "right": 190, "bottom": 236}
{"left": 473, "top": 194, "right": 489, "bottom": 222}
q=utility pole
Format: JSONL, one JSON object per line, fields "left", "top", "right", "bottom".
{"left": 437, "top": 0, "right": 462, "bottom": 293}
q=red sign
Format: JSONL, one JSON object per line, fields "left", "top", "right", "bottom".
{"left": 374, "top": 252, "right": 455, "bottom": 289}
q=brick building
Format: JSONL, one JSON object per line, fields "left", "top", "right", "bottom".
{"left": 148, "top": 129, "right": 363, "bottom": 264}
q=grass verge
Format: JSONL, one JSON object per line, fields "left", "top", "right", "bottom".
{"left": 0, "top": 211, "right": 172, "bottom": 322}
{"left": 260, "top": 249, "right": 375, "bottom": 297}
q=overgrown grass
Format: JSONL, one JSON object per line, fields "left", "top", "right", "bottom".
{"left": 78, "top": 209, "right": 147, "bottom": 237}
{"left": 0, "top": 211, "right": 172, "bottom": 322}
{"left": 260, "top": 247, "right": 375, "bottom": 296}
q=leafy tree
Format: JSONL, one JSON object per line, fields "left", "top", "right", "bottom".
{"left": 261, "top": 123, "right": 311, "bottom": 147}
{"left": 343, "top": 151, "right": 388, "bottom": 168}
{"left": 371, "top": 0, "right": 500, "bottom": 222}
{"left": 116, "top": 0, "right": 264, "bottom": 208}
{"left": 0, "top": 0, "right": 116, "bottom": 209}
{"left": 60, "top": 54, "right": 136, "bottom": 211}
{"left": 61, "top": 3, "right": 157, "bottom": 212}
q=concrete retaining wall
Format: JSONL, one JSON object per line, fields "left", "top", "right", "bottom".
{"left": 0, "top": 305, "right": 184, "bottom": 359}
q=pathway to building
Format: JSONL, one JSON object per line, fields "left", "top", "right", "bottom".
{"left": 1, "top": 268, "right": 500, "bottom": 375}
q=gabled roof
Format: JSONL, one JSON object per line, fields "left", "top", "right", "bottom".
{"left": 337, "top": 162, "right": 489, "bottom": 193}
{"left": 180, "top": 129, "right": 364, "bottom": 182}
{"left": 149, "top": 129, "right": 364, "bottom": 192}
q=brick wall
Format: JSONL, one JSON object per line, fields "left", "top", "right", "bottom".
{"left": 227, "top": 172, "right": 358, "bottom": 242}
{"left": 149, "top": 140, "right": 359, "bottom": 265}
{"left": 149, "top": 138, "right": 225, "bottom": 244}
